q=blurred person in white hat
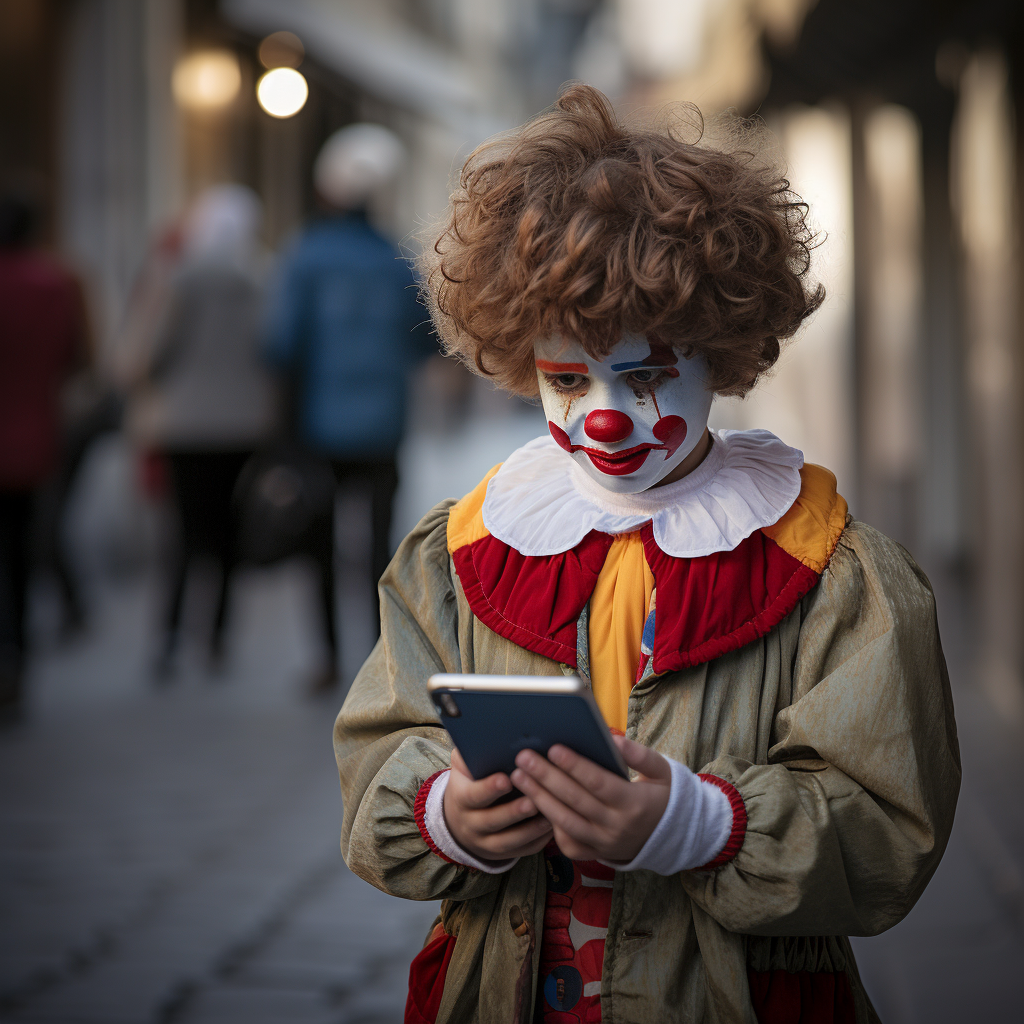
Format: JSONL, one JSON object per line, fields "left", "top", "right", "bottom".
{"left": 313, "top": 123, "right": 406, "bottom": 210}
{"left": 266, "top": 124, "right": 435, "bottom": 692}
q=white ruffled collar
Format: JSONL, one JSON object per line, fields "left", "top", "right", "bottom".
{"left": 480, "top": 429, "right": 804, "bottom": 558}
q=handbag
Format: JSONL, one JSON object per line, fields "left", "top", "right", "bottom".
{"left": 232, "top": 443, "right": 336, "bottom": 565}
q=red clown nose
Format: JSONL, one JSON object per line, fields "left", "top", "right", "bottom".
{"left": 584, "top": 409, "right": 634, "bottom": 443}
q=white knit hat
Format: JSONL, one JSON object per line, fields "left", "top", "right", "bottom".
{"left": 183, "top": 183, "right": 262, "bottom": 259}
{"left": 313, "top": 123, "right": 406, "bottom": 208}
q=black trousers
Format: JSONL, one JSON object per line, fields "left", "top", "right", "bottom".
{"left": 162, "top": 449, "right": 253, "bottom": 658}
{"left": 314, "top": 456, "right": 399, "bottom": 669}
{"left": 0, "top": 490, "right": 32, "bottom": 682}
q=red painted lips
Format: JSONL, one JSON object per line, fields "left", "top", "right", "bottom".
{"left": 583, "top": 446, "right": 654, "bottom": 475}
{"left": 548, "top": 418, "right": 688, "bottom": 476}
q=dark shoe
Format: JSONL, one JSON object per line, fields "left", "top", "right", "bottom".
{"left": 0, "top": 665, "right": 24, "bottom": 723}
{"left": 152, "top": 648, "right": 177, "bottom": 683}
{"left": 207, "top": 639, "right": 228, "bottom": 678}
{"left": 306, "top": 665, "right": 340, "bottom": 696}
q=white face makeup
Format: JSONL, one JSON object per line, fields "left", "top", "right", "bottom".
{"left": 534, "top": 334, "right": 713, "bottom": 493}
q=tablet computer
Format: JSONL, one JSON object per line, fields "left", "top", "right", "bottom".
{"left": 427, "top": 674, "right": 628, "bottom": 781}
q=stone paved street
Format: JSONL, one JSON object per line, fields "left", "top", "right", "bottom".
{"left": 0, "top": 569, "right": 438, "bottom": 1024}
{"left": 848, "top": 600, "right": 1024, "bottom": 1023}
{"left": 1, "top": 411, "right": 1023, "bottom": 1023}
{"left": 0, "top": 404, "right": 545, "bottom": 1024}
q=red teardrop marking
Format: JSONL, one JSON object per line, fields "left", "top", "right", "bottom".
{"left": 584, "top": 409, "right": 634, "bottom": 443}
{"left": 652, "top": 415, "right": 687, "bottom": 456}
{"left": 548, "top": 421, "right": 573, "bottom": 451}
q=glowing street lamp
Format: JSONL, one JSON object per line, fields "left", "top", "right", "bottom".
{"left": 172, "top": 50, "right": 241, "bottom": 110}
{"left": 256, "top": 67, "right": 308, "bottom": 118}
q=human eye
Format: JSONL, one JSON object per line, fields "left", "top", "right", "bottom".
{"left": 544, "top": 372, "right": 589, "bottom": 394}
{"left": 626, "top": 369, "right": 666, "bottom": 389}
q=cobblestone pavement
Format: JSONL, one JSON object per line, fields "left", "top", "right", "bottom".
{"left": 846, "top": 572, "right": 1024, "bottom": 1024}
{"left": 0, "top": 409, "right": 545, "bottom": 1024}
{"left": 0, "top": 568, "right": 439, "bottom": 1024}
{"left": 1, "top": 416, "right": 1023, "bottom": 1023}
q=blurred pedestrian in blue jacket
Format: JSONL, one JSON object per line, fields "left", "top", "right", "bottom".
{"left": 266, "top": 124, "right": 434, "bottom": 689}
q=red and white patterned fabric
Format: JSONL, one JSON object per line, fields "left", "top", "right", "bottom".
{"left": 537, "top": 843, "right": 613, "bottom": 1023}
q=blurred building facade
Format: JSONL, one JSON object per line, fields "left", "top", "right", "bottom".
{"left": 5, "top": 0, "right": 1024, "bottom": 711}
{"left": 760, "top": 0, "right": 1024, "bottom": 722}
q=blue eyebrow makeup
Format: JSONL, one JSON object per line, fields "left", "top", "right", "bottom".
{"left": 609, "top": 340, "right": 681, "bottom": 377}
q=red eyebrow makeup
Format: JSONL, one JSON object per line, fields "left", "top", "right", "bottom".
{"left": 536, "top": 359, "right": 589, "bottom": 373}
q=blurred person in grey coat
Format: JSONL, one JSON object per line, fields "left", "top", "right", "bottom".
{"left": 124, "top": 185, "right": 279, "bottom": 677}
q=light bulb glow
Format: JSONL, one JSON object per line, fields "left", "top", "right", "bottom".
{"left": 257, "top": 68, "right": 308, "bottom": 118}
{"left": 172, "top": 50, "right": 241, "bottom": 110}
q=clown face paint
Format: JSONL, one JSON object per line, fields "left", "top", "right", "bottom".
{"left": 534, "top": 334, "right": 713, "bottom": 493}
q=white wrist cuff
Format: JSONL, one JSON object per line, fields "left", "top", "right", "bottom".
{"left": 600, "top": 758, "right": 732, "bottom": 874}
{"left": 423, "top": 770, "right": 520, "bottom": 875}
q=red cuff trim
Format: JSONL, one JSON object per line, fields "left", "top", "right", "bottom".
{"left": 413, "top": 770, "right": 458, "bottom": 864}
{"left": 696, "top": 774, "right": 747, "bottom": 869}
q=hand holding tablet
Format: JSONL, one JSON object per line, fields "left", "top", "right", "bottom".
{"left": 428, "top": 674, "right": 671, "bottom": 863}
{"left": 442, "top": 747, "right": 554, "bottom": 862}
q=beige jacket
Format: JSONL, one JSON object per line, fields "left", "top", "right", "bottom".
{"left": 334, "top": 501, "right": 960, "bottom": 1023}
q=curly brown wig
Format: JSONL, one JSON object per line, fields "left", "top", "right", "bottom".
{"left": 421, "top": 84, "right": 824, "bottom": 398}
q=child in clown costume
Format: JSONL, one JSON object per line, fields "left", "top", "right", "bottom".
{"left": 333, "top": 86, "right": 960, "bottom": 1024}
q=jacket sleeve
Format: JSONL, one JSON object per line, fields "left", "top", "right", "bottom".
{"left": 681, "top": 521, "right": 962, "bottom": 937}
{"left": 333, "top": 501, "right": 502, "bottom": 903}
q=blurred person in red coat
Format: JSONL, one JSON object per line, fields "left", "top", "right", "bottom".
{"left": 0, "top": 194, "right": 87, "bottom": 712}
